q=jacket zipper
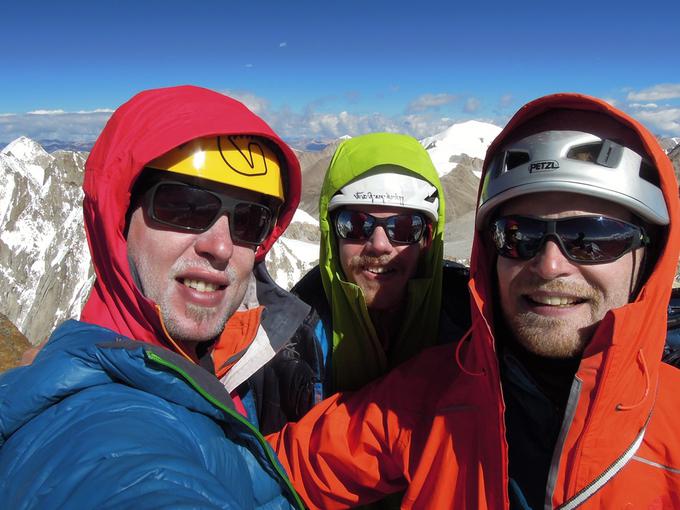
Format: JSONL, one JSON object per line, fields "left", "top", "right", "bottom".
{"left": 555, "top": 420, "right": 648, "bottom": 509}
{"left": 146, "top": 350, "right": 305, "bottom": 510}
{"left": 544, "top": 377, "right": 582, "bottom": 509}
{"left": 547, "top": 380, "right": 651, "bottom": 510}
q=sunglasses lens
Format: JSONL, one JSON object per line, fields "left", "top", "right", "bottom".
{"left": 492, "top": 215, "right": 643, "bottom": 263}
{"left": 150, "top": 182, "right": 273, "bottom": 245}
{"left": 558, "top": 217, "right": 639, "bottom": 262}
{"left": 335, "top": 210, "right": 372, "bottom": 240}
{"left": 232, "top": 203, "right": 273, "bottom": 244}
{"left": 492, "top": 217, "right": 545, "bottom": 259}
{"left": 335, "top": 210, "right": 426, "bottom": 244}
{"left": 152, "top": 183, "right": 221, "bottom": 230}
{"left": 387, "top": 214, "right": 426, "bottom": 244}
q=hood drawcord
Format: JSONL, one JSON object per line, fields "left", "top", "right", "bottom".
{"left": 616, "top": 349, "right": 650, "bottom": 411}
{"left": 455, "top": 319, "right": 486, "bottom": 377}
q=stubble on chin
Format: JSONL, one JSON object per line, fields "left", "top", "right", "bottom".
{"left": 159, "top": 262, "right": 238, "bottom": 344}
{"left": 508, "top": 313, "right": 590, "bottom": 358}
{"left": 505, "top": 279, "right": 603, "bottom": 359}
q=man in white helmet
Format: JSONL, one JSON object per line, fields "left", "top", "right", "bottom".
{"left": 292, "top": 132, "right": 470, "bottom": 397}
{"left": 269, "top": 94, "right": 680, "bottom": 509}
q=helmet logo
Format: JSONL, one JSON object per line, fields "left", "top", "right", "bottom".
{"left": 218, "top": 135, "right": 272, "bottom": 177}
{"left": 352, "top": 191, "right": 406, "bottom": 206}
{"left": 529, "top": 160, "right": 559, "bottom": 172}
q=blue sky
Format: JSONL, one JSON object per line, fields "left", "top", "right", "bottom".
{"left": 2, "top": 0, "right": 679, "bottom": 146}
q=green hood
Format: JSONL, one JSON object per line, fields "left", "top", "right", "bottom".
{"left": 319, "top": 132, "right": 445, "bottom": 391}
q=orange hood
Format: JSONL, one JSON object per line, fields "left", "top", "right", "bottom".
{"left": 467, "top": 93, "right": 680, "bottom": 503}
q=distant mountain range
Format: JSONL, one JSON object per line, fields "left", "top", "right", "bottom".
{"left": 1, "top": 123, "right": 679, "bottom": 353}
{"left": 3, "top": 133, "right": 678, "bottom": 158}
{"left": 0, "top": 136, "right": 354, "bottom": 155}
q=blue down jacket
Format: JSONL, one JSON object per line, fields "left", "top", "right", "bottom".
{"left": 0, "top": 320, "right": 303, "bottom": 510}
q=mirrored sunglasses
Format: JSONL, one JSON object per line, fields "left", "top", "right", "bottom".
{"left": 334, "top": 209, "right": 427, "bottom": 245}
{"left": 490, "top": 215, "right": 648, "bottom": 264}
{"left": 144, "top": 181, "right": 275, "bottom": 245}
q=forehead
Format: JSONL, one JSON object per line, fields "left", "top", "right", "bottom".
{"left": 341, "top": 204, "right": 422, "bottom": 217}
{"left": 138, "top": 170, "right": 272, "bottom": 205}
{"left": 498, "top": 191, "right": 635, "bottom": 222}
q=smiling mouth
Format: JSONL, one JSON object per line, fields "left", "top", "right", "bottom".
{"left": 365, "top": 266, "right": 395, "bottom": 275}
{"left": 181, "top": 278, "right": 225, "bottom": 293}
{"left": 526, "top": 294, "right": 586, "bottom": 307}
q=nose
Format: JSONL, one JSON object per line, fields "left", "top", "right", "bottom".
{"left": 364, "top": 226, "right": 393, "bottom": 255}
{"left": 529, "top": 238, "right": 576, "bottom": 279}
{"left": 193, "top": 215, "right": 234, "bottom": 268}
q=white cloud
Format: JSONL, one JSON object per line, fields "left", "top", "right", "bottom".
{"left": 0, "top": 109, "right": 112, "bottom": 143}
{"left": 1, "top": 91, "right": 510, "bottom": 148}
{"left": 279, "top": 42, "right": 287, "bottom": 47}
{"left": 627, "top": 83, "right": 680, "bottom": 102}
{"left": 406, "top": 93, "right": 457, "bottom": 113}
{"left": 463, "top": 97, "right": 480, "bottom": 113}
{"left": 633, "top": 107, "right": 680, "bottom": 135}
{"left": 28, "top": 109, "right": 67, "bottom": 115}
{"left": 221, "top": 90, "right": 270, "bottom": 115}
{"left": 76, "top": 108, "right": 115, "bottom": 114}
{"left": 258, "top": 105, "right": 456, "bottom": 142}
{"left": 25, "top": 108, "right": 114, "bottom": 116}
{"left": 499, "top": 94, "right": 513, "bottom": 108}
{"left": 629, "top": 103, "right": 658, "bottom": 109}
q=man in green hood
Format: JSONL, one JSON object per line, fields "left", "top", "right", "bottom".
{"left": 293, "top": 132, "right": 470, "bottom": 393}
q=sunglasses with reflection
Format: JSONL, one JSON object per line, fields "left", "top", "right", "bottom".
{"left": 490, "top": 215, "right": 649, "bottom": 264}
{"left": 333, "top": 209, "right": 428, "bottom": 245}
{"left": 142, "top": 180, "right": 277, "bottom": 246}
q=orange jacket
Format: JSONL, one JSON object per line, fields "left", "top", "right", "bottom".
{"left": 268, "top": 93, "right": 680, "bottom": 509}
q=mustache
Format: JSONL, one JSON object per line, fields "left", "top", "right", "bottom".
{"left": 347, "top": 254, "right": 392, "bottom": 270}
{"left": 169, "top": 259, "right": 236, "bottom": 284}
{"left": 514, "top": 277, "right": 600, "bottom": 301}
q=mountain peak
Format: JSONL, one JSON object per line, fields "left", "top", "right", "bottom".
{"left": 420, "top": 120, "right": 502, "bottom": 177}
{"left": 1, "top": 136, "right": 50, "bottom": 162}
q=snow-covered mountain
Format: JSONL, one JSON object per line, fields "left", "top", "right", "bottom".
{"left": 421, "top": 120, "right": 502, "bottom": 177}
{"left": 659, "top": 137, "right": 680, "bottom": 154}
{"left": 265, "top": 209, "right": 320, "bottom": 289}
{"left": 2, "top": 122, "right": 679, "bottom": 346}
{"left": 0, "top": 137, "right": 94, "bottom": 344}
{"left": 0, "top": 119, "right": 575, "bottom": 346}
{"left": 0, "top": 137, "right": 320, "bottom": 344}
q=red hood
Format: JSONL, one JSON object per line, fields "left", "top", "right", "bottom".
{"left": 80, "top": 85, "right": 301, "bottom": 350}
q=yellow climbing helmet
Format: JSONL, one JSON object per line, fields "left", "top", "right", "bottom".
{"left": 146, "top": 135, "right": 284, "bottom": 201}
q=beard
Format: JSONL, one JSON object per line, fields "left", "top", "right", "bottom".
{"left": 135, "top": 255, "right": 239, "bottom": 344}
{"left": 503, "top": 278, "right": 604, "bottom": 359}
{"left": 345, "top": 254, "right": 402, "bottom": 309}
{"left": 159, "top": 299, "right": 231, "bottom": 344}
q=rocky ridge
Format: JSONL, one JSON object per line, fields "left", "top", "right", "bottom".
{"left": 1, "top": 137, "right": 94, "bottom": 345}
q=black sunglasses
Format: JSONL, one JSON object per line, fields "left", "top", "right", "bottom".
{"left": 490, "top": 215, "right": 648, "bottom": 264}
{"left": 334, "top": 209, "right": 427, "bottom": 245}
{"left": 143, "top": 181, "right": 276, "bottom": 245}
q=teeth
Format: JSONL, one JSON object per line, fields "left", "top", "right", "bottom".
{"left": 532, "top": 295, "right": 576, "bottom": 306}
{"left": 183, "top": 279, "right": 218, "bottom": 292}
{"left": 367, "top": 267, "right": 389, "bottom": 274}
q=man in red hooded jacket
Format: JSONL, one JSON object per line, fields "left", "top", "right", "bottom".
{"left": 269, "top": 93, "right": 680, "bottom": 509}
{"left": 79, "top": 85, "right": 324, "bottom": 434}
{"left": 0, "top": 85, "right": 307, "bottom": 508}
